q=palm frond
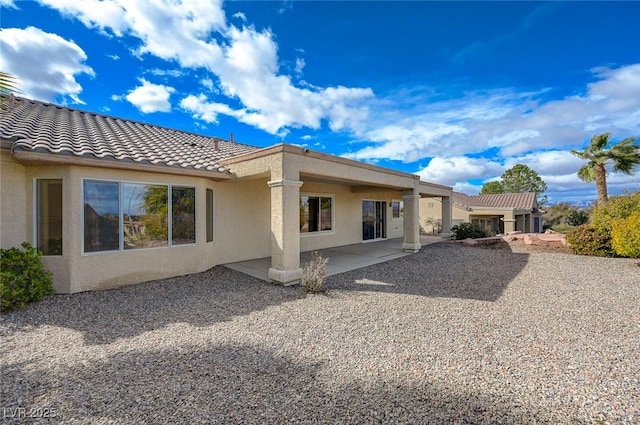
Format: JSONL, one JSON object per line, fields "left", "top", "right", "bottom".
{"left": 0, "top": 72, "right": 20, "bottom": 96}
{"left": 589, "top": 133, "right": 611, "bottom": 152}
{"left": 577, "top": 164, "right": 597, "bottom": 182}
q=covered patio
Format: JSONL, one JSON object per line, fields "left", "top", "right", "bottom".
{"left": 224, "top": 235, "right": 443, "bottom": 283}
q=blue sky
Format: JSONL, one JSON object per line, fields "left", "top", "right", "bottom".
{"left": 2, "top": 0, "right": 640, "bottom": 204}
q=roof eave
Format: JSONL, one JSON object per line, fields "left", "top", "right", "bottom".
{"left": 11, "top": 149, "right": 233, "bottom": 181}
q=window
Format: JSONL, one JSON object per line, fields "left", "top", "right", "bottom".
{"left": 300, "top": 195, "right": 332, "bottom": 233}
{"left": 206, "top": 189, "right": 214, "bottom": 242}
{"left": 84, "top": 180, "right": 119, "bottom": 252}
{"left": 392, "top": 200, "right": 404, "bottom": 218}
{"left": 83, "top": 180, "right": 196, "bottom": 253}
{"left": 172, "top": 186, "right": 195, "bottom": 245}
{"left": 123, "top": 183, "right": 168, "bottom": 249}
{"left": 36, "top": 179, "right": 63, "bottom": 255}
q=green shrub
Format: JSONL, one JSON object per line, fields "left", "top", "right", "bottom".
{"left": 567, "top": 209, "right": 589, "bottom": 226}
{"left": 550, "top": 224, "right": 576, "bottom": 234}
{"left": 0, "top": 242, "right": 54, "bottom": 312}
{"left": 566, "top": 224, "right": 615, "bottom": 257}
{"left": 591, "top": 191, "right": 640, "bottom": 234}
{"left": 450, "top": 222, "right": 488, "bottom": 240}
{"left": 610, "top": 211, "right": 640, "bottom": 258}
{"left": 301, "top": 251, "right": 328, "bottom": 294}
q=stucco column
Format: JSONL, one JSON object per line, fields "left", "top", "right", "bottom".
{"left": 503, "top": 212, "right": 516, "bottom": 234}
{"left": 267, "top": 178, "right": 303, "bottom": 285}
{"left": 440, "top": 196, "right": 452, "bottom": 238}
{"left": 402, "top": 189, "right": 421, "bottom": 252}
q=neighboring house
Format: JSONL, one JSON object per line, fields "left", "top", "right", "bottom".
{"left": 0, "top": 98, "right": 453, "bottom": 293}
{"left": 420, "top": 192, "right": 545, "bottom": 235}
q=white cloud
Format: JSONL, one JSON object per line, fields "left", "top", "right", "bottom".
{"left": 0, "top": 26, "right": 94, "bottom": 103}
{"left": 1, "top": 0, "right": 17, "bottom": 9}
{"left": 148, "top": 68, "right": 184, "bottom": 78}
{"left": 347, "top": 64, "right": 640, "bottom": 165}
{"left": 416, "top": 156, "right": 504, "bottom": 187}
{"left": 33, "top": 0, "right": 372, "bottom": 136}
{"left": 295, "top": 58, "right": 305, "bottom": 74}
{"left": 124, "top": 79, "right": 175, "bottom": 113}
{"left": 232, "top": 12, "right": 246, "bottom": 22}
{"left": 179, "top": 94, "right": 234, "bottom": 123}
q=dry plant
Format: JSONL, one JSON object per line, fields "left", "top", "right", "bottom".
{"left": 301, "top": 251, "right": 328, "bottom": 293}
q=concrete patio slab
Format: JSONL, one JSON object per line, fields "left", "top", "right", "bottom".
{"left": 224, "top": 235, "right": 444, "bottom": 282}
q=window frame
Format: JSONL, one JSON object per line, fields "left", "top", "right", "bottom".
{"left": 81, "top": 178, "right": 197, "bottom": 255}
{"left": 299, "top": 193, "right": 334, "bottom": 236}
{"left": 391, "top": 200, "right": 404, "bottom": 219}
{"left": 206, "top": 188, "right": 215, "bottom": 243}
{"left": 33, "top": 178, "right": 64, "bottom": 256}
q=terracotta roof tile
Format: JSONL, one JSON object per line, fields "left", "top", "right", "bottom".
{"left": 452, "top": 191, "right": 538, "bottom": 210}
{"left": 472, "top": 192, "right": 537, "bottom": 209}
{"left": 0, "top": 97, "right": 258, "bottom": 173}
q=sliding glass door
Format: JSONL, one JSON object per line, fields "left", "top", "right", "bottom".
{"left": 362, "top": 200, "right": 386, "bottom": 241}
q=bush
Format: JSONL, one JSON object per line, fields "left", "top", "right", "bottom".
{"left": 566, "top": 224, "right": 615, "bottom": 257}
{"left": 589, "top": 191, "right": 640, "bottom": 258}
{"left": 450, "top": 222, "right": 488, "bottom": 240}
{"left": 567, "top": 209, "right": 589, "bottom": 226}
{"left": 0, "top": 242, "right": 54, "bottom": 312}
{"left": 610, "top": 211, "right": 640, "bottom": 258}
{"left": 301, "top": 251, "right": 328, "bottom": 294}
{"left": 550, "top": 224, "right": 576, "bottom": 234}
{"left": 591, "top": 191, "right": 640, "bottom": 234}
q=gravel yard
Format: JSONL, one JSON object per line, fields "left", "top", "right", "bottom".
{"left": 2, "top": 242, "right": 639, "bottom": 424}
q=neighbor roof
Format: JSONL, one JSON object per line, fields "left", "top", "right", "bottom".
{"left": 453, "top": 191, "right": 538, "bottom": 210}
{"left": 0, "top": 97, "right": 258, "bottom": 173}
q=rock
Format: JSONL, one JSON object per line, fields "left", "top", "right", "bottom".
{"left": 545, "top": 229, "right": 559, "bottom": 234}
{"left": 524, "top": 234, "right": 537, "bottom": 245}
{"left": 507, "top": 231, "right": 523, "bottom": 235}
{"left": 523, "top": 233, "right": 566, "bottom": 247}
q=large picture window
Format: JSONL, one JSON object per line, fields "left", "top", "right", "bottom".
{"left": 36, "top": 179, "right": 63, "bottom": 255}
{"left": 84, "top": 180, "right": 119, "bottom": 252}
{"left": 83, "top": 180, "right": 196, "bottom": 253}
{"left": 300, "top": 195, "right": 332, "bottom": 233}
{"left": 123, "top": 183, "right": 168, "bottom": 250}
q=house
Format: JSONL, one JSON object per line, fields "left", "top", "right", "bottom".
{"left": 0, "top": 97, "right": 453, "bottom": 293}
{"left": 420, "top": 192, "right": 544, "bottom": 235}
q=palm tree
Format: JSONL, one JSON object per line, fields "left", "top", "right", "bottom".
{"left": 0, "top": 71, "right": 20, "bottom": 110}
{"left": 571, "top": 133, "right": 640, "bottom": 205}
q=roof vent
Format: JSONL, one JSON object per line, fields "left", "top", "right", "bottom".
{"left": 230, "top": 132, "right": 234, "bottom": 143}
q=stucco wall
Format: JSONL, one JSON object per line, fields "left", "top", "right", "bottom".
{"left": 299, "top": 180, "right": 404, "bottom": 252}
{"left": 0, "top": 150, "right": 28, "bottom": 248}
{"left": 0, "top": 158, "right": 274, "bottom": 293}
{"left": 419, "top": 197, "right": 469, "bottom": 232}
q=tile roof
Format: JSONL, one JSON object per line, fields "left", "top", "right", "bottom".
{"left": 453, "top": 191, "right": 538, "bottom": 210}
{"left": 0, "top": 97, "right": 258, "bottom": 174}
{"left": 452, "top": 192, "right": 491, "bottom": 210}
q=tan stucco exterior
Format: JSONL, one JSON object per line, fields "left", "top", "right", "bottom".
{"left": 420, "top": 197, "right": 544, "bottom": 235}
{"left": 1, "top": 143, "right": 453, "bottom": 292}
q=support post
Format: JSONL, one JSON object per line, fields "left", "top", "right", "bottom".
{"left": 267, "top": 178, "right": 303, "bottom": 285}
{"left": 440, "top": 195, "right": 452, "bottom": 238}
{"left": 402, "top": 189, "right": 421, "bottom": 252}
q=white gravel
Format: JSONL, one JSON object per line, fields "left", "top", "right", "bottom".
{"left": 1, "top": 242, "right": 639, "bottom": 424}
